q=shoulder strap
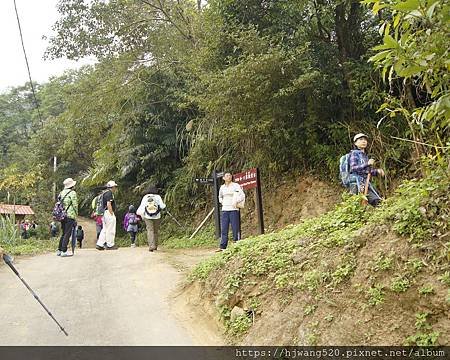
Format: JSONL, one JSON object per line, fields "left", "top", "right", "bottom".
{"left": 61, "top": 190, "right": 73, "bottom": 211}
{"left": 60, "top": 189, "right": 72, "bottom": 202}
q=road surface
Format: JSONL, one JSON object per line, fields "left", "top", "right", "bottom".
{"left": 0, "top": 246, "right": 222, "bottom": 345}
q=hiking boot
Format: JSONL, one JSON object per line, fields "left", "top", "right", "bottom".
{"left": 106, "top": 245, "right": 118, "bottom": 250}
{"left": 215, "top": 248, "right": 224, "bottom": 252}
{"left": 149, "top": 249, "right": 154, "bottom": 252}
{"left": 96, "top": 245, "right": 105, "bottom": 251}
{"left": 56, "top": 250, "right": 62, "bottom": 256}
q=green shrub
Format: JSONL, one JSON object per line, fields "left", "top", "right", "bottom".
{"left": 227, "top": 314, "right": 252, "bottom": 336}
{"left": 367, "top": 284, "right": 385, "bottom": 306}
{"left": 390, "top": 276, "right": 411, "bottom": 293}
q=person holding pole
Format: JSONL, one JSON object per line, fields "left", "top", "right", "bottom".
{"left": 216, "top": 172, "right": 245, "bottom": 252}
{"left": 349, "top": 133, "right": 385, "bottom": 206}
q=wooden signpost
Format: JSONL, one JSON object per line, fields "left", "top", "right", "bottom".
{"left": 194, "top": 168, "right": 264, "bottom": 240}
{"left": 232, "top": 168, "right": 264, "bottom": 235}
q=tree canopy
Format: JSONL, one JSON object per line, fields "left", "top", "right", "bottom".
{"left": 0, "top": 0, "right": 448, "bottom": 216}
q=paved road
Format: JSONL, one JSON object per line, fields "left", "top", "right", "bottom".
{"left": 0, "top": 247, "right": 217, "bottom": 345}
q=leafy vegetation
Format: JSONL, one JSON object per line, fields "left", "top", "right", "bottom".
{"left": 0, "top": 216, "right": 57, "bottom": 255}
{"left": 1, "top": 0, "right": 447, "bottom": 225}
{"left": 405, "top": 312, "right": 440, "bottom": 346}
{"left": 189, "top": 165, "right": 448, "bottom": 342}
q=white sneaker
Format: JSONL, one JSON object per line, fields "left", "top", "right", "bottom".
{"left": 60, "top": 252, "right": 69, "bottom": 257}
{"left": 56, "top": 250, "right": 61, "bottom": 256}
{"left": 131, "top": 243, "right": 136, "bottom": 248}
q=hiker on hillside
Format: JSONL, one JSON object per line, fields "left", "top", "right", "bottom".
{"left": 96, "top": 181, "right": 118, "bottom": 250}
{"left": 137, "top": 186, "right": 166, "bottom": 252}
{"left": 76, "top": 225, "right": 84, "bottom": 248}
{"left": 216, "top": 172, "right": 245, "bottom": 252}
{"left": 349, "top": 133, "right": 385, "bottom": 206}
{"left": 57, "top": 177, "right": 78, "bottom": 257}
{"left": 123, "top": 205, "right": 140, "bottom": 248}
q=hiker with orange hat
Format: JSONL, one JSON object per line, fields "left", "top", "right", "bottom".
{"left": 349, "top": 133, "right": 385, "bottom": 206}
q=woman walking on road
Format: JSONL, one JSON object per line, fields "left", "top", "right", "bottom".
{"left": 123, "top": 205, "right": 140, "bottom": 247}
{"left": 57, "top": 178, "right": 78, "bottom": 257}
{"left": 137, "top": 186, "right": 166, "bottom": 252}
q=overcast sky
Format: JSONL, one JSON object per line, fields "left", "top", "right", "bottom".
{"left": 0, "top": 0, "right": 94, "bottom": 92}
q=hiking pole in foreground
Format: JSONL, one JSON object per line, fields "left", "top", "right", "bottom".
{"left": 2, "top": 253, "right": 69, "bottom": 336}
{"left": 165, "top": 210, "right": 185, "bottom": 229}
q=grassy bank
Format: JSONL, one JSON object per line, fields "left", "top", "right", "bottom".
{"left": 189, "top": 166, "right": 450, "bottom": 345}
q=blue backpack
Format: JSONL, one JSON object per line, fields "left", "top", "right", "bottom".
{"left": 339, "top": 153, "right": 352, "bottom": 187}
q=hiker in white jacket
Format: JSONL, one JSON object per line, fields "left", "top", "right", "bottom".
{"left": 137, "top": 185, "right": 166, "bottom": 252}
{"left": 217, "top": 173, "right": 245, "bottom": 251}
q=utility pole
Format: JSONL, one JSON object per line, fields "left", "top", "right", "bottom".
{"left": 52, "top": 156, "right": 57, "bottom": 200}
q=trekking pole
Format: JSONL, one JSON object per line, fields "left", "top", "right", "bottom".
{"left": 189, "top": 208, "right": 215, "bottom": 240}
{"left": 165, "top": 210, "right": 185, "bottom": 229}
{"left": 2, "top": 253, "right": 69, "bottom": 336}
{"left": 362, "top": 172, "right": 372, "bottom": 206}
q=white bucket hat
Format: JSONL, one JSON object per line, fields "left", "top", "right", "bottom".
{"left": 353, "top": 133, "right": 368, "bottom": 142}
{"left": 106, "top": 180, "right": 118, "bottom": 188}
{"left": 63, "top": 178, "right": 77, "bottom": 189}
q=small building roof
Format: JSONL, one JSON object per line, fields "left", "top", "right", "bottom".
{"left": 0, "top": 204, "right": 35, "bottom": 216}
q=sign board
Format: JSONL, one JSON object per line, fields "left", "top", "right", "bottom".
{"left": 195, "top": 168, "right": 264, "bottom": 240}
{"left": 233, "top": 168, "right": 257, "bottom": 190}
{"left": 195, "top": 178, "right": 214, "bottom": 185}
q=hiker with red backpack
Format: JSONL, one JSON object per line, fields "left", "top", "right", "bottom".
{"left": 340, "top": 133, "right": 385, "bottom": 206}
{"left": 123, "top": 205, "right": 141, "bottom": 247}
{"left": 55, "top": 178, "right": 78, "bottom": 257}
{"left": 136, "top": 186, "right": 166, "bottom": 252}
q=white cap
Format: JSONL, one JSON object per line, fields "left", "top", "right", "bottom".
{"left": 353, "top": 133, "right": 368, "bottom": 142}
{"left": 63, "top": 178, "right": 76, "bottom": 189}
{"left": 106, "top": 180, "right": 118, "bottom": 188}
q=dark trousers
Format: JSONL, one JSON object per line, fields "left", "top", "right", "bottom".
{"left": 220, "top": 210, "right": 240, "bottom": 249}
{"left": 96, "top": 224, "right": 102, "bottom": 240}
{"left": 129, "top": 231, "right": 137, "bottom": 244}
{"left": 77, "top": 238, "right": 83, "bottom": 248}
{"left": 58, "top": 218, "right": 76, "bottom": 252}
{"left": 350, "top": 182, "right": 382, "bottom": 207}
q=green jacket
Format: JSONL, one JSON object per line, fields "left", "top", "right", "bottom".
{"left": 59, "top": 188, "right": 78, "bottom": 220}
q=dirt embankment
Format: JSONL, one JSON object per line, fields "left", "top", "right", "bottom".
{"left": 241, "top": 175, "right": 341, "bottom": 236}
{"left": 180, "top": 175, "right": 449, "bottom": 345}
{"left": 186, "top": 225, "right": 449, "bottom": 345}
